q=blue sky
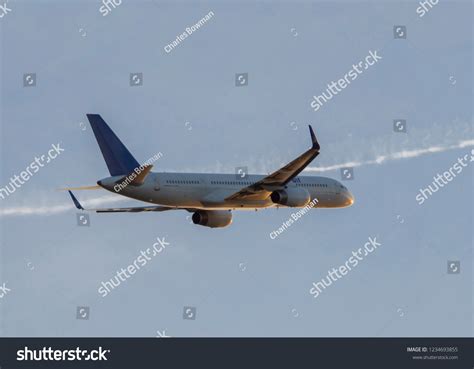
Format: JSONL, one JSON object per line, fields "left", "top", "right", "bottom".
{"left": 0, "top": 0, "right": 472, "bottom": 336}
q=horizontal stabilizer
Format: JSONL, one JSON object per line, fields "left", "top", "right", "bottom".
{"left": 58, "top": 185, "right": 102, "bottom": 191}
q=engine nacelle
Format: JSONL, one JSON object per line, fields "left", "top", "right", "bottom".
{"left": 192, "top": 210, "right": 233, "bottom": 228}
{"left": 270, "top": 187, "right": 311, "bottom": 207}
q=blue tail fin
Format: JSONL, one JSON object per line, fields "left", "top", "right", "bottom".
{"left": 86, "top": 114, "right": 140, "bottom": 176}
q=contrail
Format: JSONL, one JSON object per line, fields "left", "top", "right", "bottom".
{"left": 1, "top": 139, "right": 473, "bottom": 217}
{"left": 305, "top": 139, "right": 474, "bottom": 173}
{"left": 0, "top": 194, "right": 127, "bottom": 217}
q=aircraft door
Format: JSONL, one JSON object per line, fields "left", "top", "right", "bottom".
{"left": 334, "top": 180, "right": 341, "bottom": 195}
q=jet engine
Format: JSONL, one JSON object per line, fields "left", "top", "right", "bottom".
{"left": 270, "top": 187, "right": 311, "bottom": 207}
{"left": 192, "top": 210, "right": 233, "bottom": 228}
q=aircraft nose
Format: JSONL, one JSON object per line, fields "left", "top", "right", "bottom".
{"left": 343, "top": 188, "right": 354, "bottom": 206}
{"left": 334, "top": 180, "right": 354, "bottom": 206}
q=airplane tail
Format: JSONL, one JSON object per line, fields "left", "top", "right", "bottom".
{"left": 86, "top": 114, "right": 140, "bottom": 176}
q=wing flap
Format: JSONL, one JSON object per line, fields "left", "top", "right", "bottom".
{"left": 96, "top": 206, "right": 174, "bottom": 213}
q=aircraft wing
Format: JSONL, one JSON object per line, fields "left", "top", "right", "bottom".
{"left": 68, "top": 191, "right": 195, "bottom": 213}
{"left": 225, "top": 125, "right": 320, "bottom": 201}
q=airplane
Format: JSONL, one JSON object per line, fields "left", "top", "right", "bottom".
{"left": 66, "top": 114, "right": 354, "bottom": 228}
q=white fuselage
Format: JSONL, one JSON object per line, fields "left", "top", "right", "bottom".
{"left": 98, "top": 172, "right": 354, "bottom": 210}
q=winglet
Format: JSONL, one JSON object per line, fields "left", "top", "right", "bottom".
{"left": 309, "top": 125, "right": 320, "bottom": 151}
{"left": 68, "top": 191, "right": 84, "bottom": 210}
